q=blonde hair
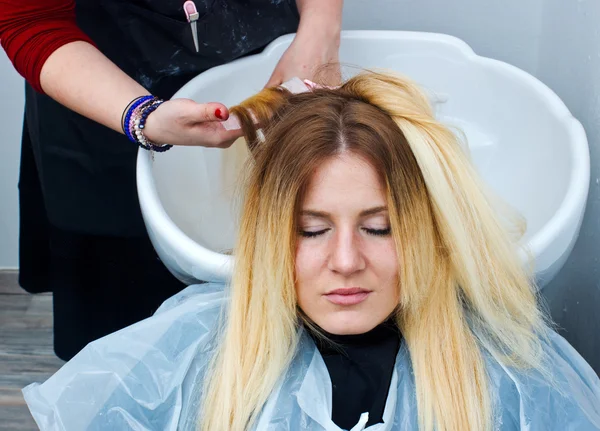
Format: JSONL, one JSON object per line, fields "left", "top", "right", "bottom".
{"left": 200, "top": 71, "right": 550, "bottom": 431}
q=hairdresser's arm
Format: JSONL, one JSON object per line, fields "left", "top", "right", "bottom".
{"left": 266, "top": 0, "right": 343, "bottom": 87}
{"left": 0, "top": 0, "right": 241, "bottom": 148}
{"left": 40, "top": 42, "right": 242, "bottom": 147}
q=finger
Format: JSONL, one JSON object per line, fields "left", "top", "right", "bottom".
{"left": 265, "top": 72, "right": 283, "bottom": 88}
{"left": 217, "top": 136, "right": 241, "bottom": 149}
{"left": 194, "top": 102, "right": 230, "bottom": 122}
{"left": 199, "top": 127, "right": 244, "bottom": 148}
{"left": 220, "top": 127, "right": 244, "bottom": 142}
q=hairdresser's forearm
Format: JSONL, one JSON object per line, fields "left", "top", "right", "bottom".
{"left": 39, "top": 41, "right": 150, "bottom": 134}
{"left": 296, "top": 0, "right": 343, "bottom": 42}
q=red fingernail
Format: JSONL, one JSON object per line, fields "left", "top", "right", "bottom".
{"left": 215, "top": 108, "right": 223, "bottom": 120}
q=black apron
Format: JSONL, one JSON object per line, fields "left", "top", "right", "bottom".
{"left": 18, "top": 0, "right": 299, "bottom": 360}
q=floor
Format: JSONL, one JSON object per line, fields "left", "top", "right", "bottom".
{"left": 0, "top": 271, "right": 64, "bottom": 430}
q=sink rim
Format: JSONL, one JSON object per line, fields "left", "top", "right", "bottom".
{"left": 136, "top": 30, "right": 590, "bottom": 282}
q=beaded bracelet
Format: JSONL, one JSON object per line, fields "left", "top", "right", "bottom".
{"left": 128, "top": 99, "right": 172, "bottom": 152}
{"left": 128, "top": 100, "right": 156, "bottom": 151}
{"left": 122, "top": 95, "right": 172, "bottom": 152}
{"left": 122, "top": 95, "right": 154, "bottom": 141}
{"left": 121, "top": 96, "right": 148, "bottom": 133}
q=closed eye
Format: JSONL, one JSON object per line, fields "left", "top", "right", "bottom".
{"left": 300, "top": 228, "right": 330, "bottom": 238}
{"left": 363, "top": 227, "right": 391, "bottom": 236}
{"left": 299, "top": 227, "right": 391, "bottom": 238}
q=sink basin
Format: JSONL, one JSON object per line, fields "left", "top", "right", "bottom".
{"left": 136, "top": 30, "right": 589, "bottom": 287}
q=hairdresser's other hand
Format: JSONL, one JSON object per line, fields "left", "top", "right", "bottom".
{"left": 142, "top": 98, "right": 243, "bottom": 148}
{"left": 265, "top": 2, "right": 341, "bottom": 87}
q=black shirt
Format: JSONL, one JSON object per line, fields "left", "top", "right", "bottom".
{"left": 309, "top": 319, "right": 401, "bottom": 430}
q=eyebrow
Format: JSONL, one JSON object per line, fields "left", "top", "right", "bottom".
{"left": 300, "top": 206, "right": 388, "bottom": 218}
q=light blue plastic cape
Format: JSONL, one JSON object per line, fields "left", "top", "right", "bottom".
{"left": 23, "top": 283, "right": 600, "bottom": 430}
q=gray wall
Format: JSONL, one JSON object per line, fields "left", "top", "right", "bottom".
{"left": 344, "top": 0, "right": 600, "bottom": 374}
{"left": 535, "top": 0, "right": 600, "bottom": 375}
{"left": 343, "top": 0, "right": 545, "bottom": 75}
{"left": 0, "top": 52, "right": 24, "bottom": 269}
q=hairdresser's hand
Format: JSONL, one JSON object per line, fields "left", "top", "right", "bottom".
{"left": 266, "top": 5, "right": 341, "bottom": 87}
{"left": 142, "top": 99, "right": 244, "bottom": 148}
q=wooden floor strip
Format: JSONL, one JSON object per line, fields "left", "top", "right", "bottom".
{"left": 0, "top": 270, "right": 63, "bottom": 430}
{"left": 0, "top": 271, "right": 22, "bottom": 295}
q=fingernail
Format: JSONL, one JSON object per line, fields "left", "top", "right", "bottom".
{"left": 215, "top": 108, "right": 223, "bottom": 120}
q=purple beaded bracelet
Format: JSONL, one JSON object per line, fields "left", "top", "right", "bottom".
{"left": 128, "top": 100, "right": 157, "bottom": 151}
{"left": 122, "top": 95, "right": 154, "bottom": 142}
{"left": 128, "top": 99, "right": 172, "bottom": 152}
{"left": 122, "top": 96, "right": 172, "bottom": 152}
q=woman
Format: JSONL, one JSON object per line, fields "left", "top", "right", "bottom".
{"left": 0, "top": 0, "right": 342, "bottom": 361}
{"left": 23, "top": 72, "right": 600, "bottom": 430}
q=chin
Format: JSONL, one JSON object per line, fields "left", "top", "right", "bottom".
{"left": 320, "top": 313, "right": 379, "bottom": 336}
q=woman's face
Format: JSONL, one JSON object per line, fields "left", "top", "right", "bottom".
{"left": 295, "top": 152, "right": 400, "bottom": 335}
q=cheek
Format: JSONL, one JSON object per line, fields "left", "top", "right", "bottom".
{"left": 295, "top": 240, "right": 324, "bottom": 281}
{"left": 295, "top": 241, "right": 326, "bottom": 310}
{"left": 368, "top": 239, "right": 399, "bottom": 279}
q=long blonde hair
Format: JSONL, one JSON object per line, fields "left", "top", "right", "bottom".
{"left": 200, "top": 71, "right": 550, "bottom": 431}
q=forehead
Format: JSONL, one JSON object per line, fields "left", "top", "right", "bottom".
{"left": 301, "top": 153, "right": 386, "bottom": 210}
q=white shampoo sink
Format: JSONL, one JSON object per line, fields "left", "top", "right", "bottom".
{"left": 137, "top": 31, "right": 589, "bottom": 287}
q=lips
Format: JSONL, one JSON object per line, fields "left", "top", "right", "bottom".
{"left": 324, "top": 287, "right": 371, "bottom": 306}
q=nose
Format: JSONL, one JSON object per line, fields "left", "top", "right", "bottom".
{"left": 327, "top": 226, "right": 366, "bottom": 276}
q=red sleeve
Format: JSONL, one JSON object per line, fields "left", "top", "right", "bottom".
{"left": 0, "top": 0, "right": 97, "bottom": 94}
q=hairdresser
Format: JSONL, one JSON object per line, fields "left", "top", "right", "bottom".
{"left": 0, "top": 0, "right": 342, "bottom": 361}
